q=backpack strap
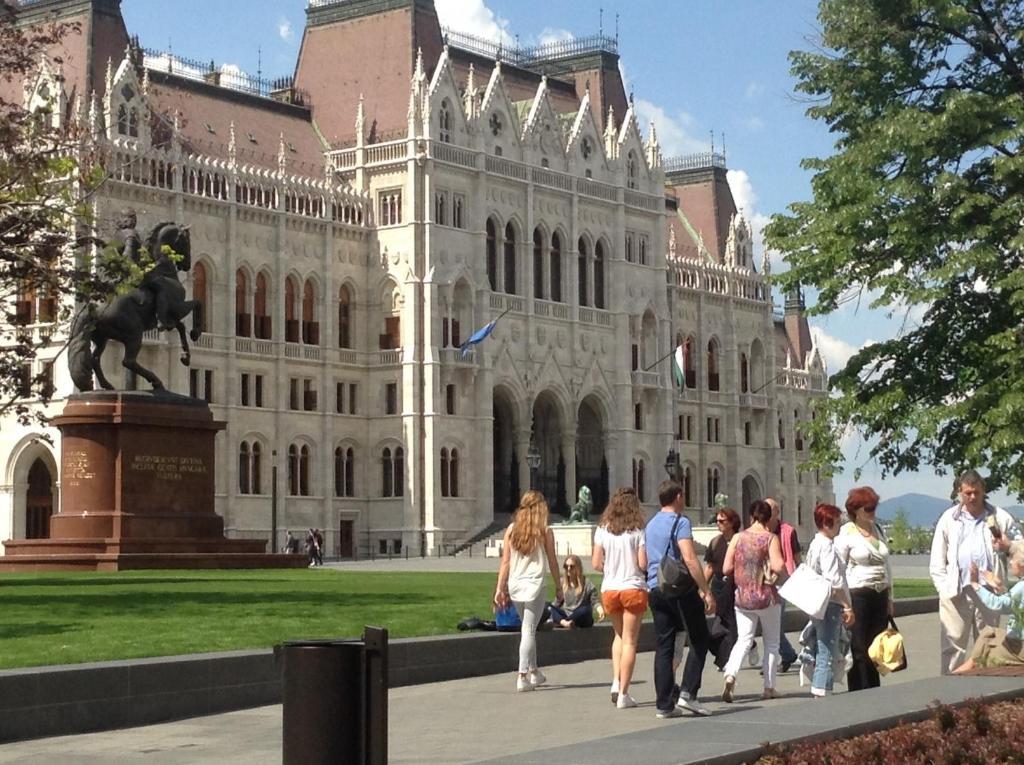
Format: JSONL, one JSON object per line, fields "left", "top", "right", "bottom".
{"left": 664, "top": 515, "right": 682, "bottom": 559}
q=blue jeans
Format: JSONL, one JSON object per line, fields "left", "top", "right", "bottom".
{"left": 811, "top": 602, "right": 843, "bottom": 695}
{"left": 549, "top": 602, "right": 594, "bottom": 628}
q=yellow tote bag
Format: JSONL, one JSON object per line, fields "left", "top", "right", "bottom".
{"left": 868, "top": 617, "right": 907, "bottom": 675}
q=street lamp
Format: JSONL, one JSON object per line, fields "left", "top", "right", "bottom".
{"left": 526, "top": 444, "right": 541, "bottom": 490}
{"left": 271, "top": 449, "right": 279, "bottom": 553}
{"left": 664, "top": 448, "right": 680, "bottom": 480}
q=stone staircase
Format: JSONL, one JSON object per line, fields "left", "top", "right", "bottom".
{"left": 451, "top": 513, "right": 512, "bottom": 556}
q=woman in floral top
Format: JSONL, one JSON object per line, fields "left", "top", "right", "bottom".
{"left": 721, "top": 500, "right": 787, "bottom": 702}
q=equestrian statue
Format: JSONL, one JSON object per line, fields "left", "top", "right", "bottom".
{"left": 68, "top": 209, "right": 203, "bottom": 393}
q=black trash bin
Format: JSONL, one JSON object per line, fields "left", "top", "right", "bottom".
{"left": 280, "top": 626, "right": 388, "bottom": 765}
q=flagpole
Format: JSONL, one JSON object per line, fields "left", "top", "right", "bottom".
{"left": 642, "top": 347, "right": 677, "bottom": 372}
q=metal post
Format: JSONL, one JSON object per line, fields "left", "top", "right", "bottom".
{"left": 271, "top": 449, "right": 278, "bottom": 553}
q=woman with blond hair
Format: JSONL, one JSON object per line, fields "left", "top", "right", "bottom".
{"left": 593, "top": 486, "right": 649, "bottom": 709}
{"left": 495, "top": 490, "right": 562, "bottom": 692}
{"left": 549, "top": 554, "right": 601, "bottom": 629}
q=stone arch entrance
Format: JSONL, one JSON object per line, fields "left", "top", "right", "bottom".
{"left": 493, "top": 388, "right": 518, "bottom": 515}
{"left": 532, "top": 390, "right": 567, "bottom": 514}
{"left": 25, "top": 459, "right": 54, "bottom": 539}
{"left": 741, "top": 473, "right": 763, "bottom": 526}
{"left": 576, "top": 395, "right": 608, "bottom": 516}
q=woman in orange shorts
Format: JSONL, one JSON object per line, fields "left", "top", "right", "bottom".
{"left": 592, "top": 487, "right": 649, "bottom": 709}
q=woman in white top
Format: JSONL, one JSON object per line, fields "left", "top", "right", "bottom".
{"left": 805, "top": 504, "right": 855, "bottom": 697}
{"left": 495, "top": 490, "right": 563, "bottom": 692}
{"left": 835, "top": 486, "right": 893, "bottom": 691}
{"left": 592, "top": 487, "right": 648, "bottom": 709}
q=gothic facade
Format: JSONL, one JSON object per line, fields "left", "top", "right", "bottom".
{"left": 1, "top": 0, "right": 831, "bottom": 557}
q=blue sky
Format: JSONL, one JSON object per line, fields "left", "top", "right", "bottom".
{"left": 120, "top": 1, "right": 1014, "bottom": 506}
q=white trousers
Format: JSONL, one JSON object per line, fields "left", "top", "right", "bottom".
{"left": 724, "top": 603, "right": 782, "bottom": 689}
{"left": 939, "top": 587, "right": 1000, "bottom": 674}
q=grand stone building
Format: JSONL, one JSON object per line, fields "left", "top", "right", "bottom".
{"left": 1, "top": 0, "right": 831, "bottom": 557}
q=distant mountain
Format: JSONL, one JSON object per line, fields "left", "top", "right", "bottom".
{"left": 876, "top": 493, "right": 952, "bottom": 528}
{"left": 877, "top": 493, "right": 1024, "bottom": 528}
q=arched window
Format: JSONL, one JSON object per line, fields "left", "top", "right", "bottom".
{"left": 254, "top": 272, "right": 271, "bottom": 339}
{"left": 302, "top": 279, "right": 319, "bottom": 345}
{"left": 251, "top": 442, "right": 262, "bottom": 494}
{"left": 394, "top": 446, "right": 405, "bottom": 497}
{"left": 440, "top": 447, "right": 450, "bottom": 497}
{"left": 338, "top": 285, "right": 352, "bottom": 348}
{"left": 707, "top": 339, "right": 720, "bottom": 391}
{"left": 335, "top": 447, "right": 349, "bottom": 497}
{"left": 239, "top": 442, "right": 251, "bottom": 494}
{"left": 235, "top": 270, "right": 250, "bottom": 337}
{"left": 439, "top": 99, "right": 452, "bottom": 143}
{"left": 778, "top": 411, "right": 785, "bottom": 448}
{"left": 683, "top": 337, "right": 696, "bottom": 388}
{"left": 287, "top": 444, "right": 299, "bottom": 496}
{"left": 740, "top": 352, "right": 749, "bottom": 394}
{"left": 627, "top": 150, "right": 638, "bottom": 190}
{"left": 299, "top": 445, "right": 311, "bottom": 496}
{"left": 550, "top": 232, "right": 562, "bottom": 302}
{"left": 382, "top": 447, "right": 393, "bottom": 497}
{"left": 117, "top": 104, "right": 128, "bottom": 135}
{"left": 594, "top": 241, "right": 605, "bottom": 309}
{"left": 532, "top": 228, "right": 544, "bottom": 299}
{"left": 192, "top": 262, "right": 208, "bottom": 333}
{"left": 503, "top": 222, "right": 517, "bottom": 295}
{"left": 486, "top": 218, "right": 498, "bottom": 291}
{"left": 577, "top": 237, "right": 589, "bottom": 306}
{"left": 794, "top": 409, "right": 804, "bottom": 451}
{"left": 637, "top": 459, "right": 646, "bottom": 503}
{"left": 285, "top": 278, "right": 299, "bottom": 343}
{"left": 450, "top": 448, "right": 459, "bottom": 497}
{"left": 707, "top": 467, "right": 721, "bottom": 506}
{"left": 128, "top": 107, "right": 139, "bottom": 138}
{"left": 683, "top": 466, "right": 693, "bottom": 507}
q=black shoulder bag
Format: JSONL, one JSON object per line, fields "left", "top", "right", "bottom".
{"left": 657, "top": 515, "right": 696, "bottom": 598}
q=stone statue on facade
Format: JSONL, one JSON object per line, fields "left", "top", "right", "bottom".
{"left": 68, "top": 213, "right": 203, "bottom": 393}
{"left": 713, "top": 493, "right": 729, "bottom": 509}
{"left": 566, "top": 485, "right": 593, "bottom": 524}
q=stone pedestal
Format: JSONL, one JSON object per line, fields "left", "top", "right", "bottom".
{"left": 0, "top": 392, "right": 305, "bottom": 571}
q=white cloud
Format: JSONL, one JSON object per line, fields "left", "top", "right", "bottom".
{"left": 744, "top": 80, "right": 764, "bottom": 100}
{"left": 278, "top": 17, "right": 294, "bottom": 42}
{"left": 435, "top": 0, "right": 513, "bottom": 46}
{"left": 810, "top": 326, "right": 868, "bottom": 372}
{"left": 538, "top": 27, "right": 574, "bottom": 46}
{"left": 743, "top": 116, "right": 764, "bottom": 132}
{"left": 634, "top": 98, "right": 706, "bottom": 156}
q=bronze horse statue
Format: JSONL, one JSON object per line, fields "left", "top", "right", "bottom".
{"left": 68, "top": 222, "right": 203, "bottom": 392}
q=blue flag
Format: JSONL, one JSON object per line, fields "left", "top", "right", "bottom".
{"left": 459, "top": 318, "right": 498, "bottom": 358}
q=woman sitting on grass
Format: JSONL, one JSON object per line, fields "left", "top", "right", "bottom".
{"left": 549, "top": 554, "right": 601, "bottom": 629}
{"left": 954, "top": 541, "right": 1024, "bottom": 673}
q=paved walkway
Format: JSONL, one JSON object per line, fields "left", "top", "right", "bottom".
{"left": 3, "top": 610, "right": 1022, "bottom": 764}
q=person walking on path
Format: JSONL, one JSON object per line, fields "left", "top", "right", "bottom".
{"left": 765, "top": 497, "right": 800, "bottom": 671}
{"left": 721, "top": 500, "right": 787, "bottom": 703}
{"left": 645, "top": 480, "right": 716, "bottom": 719}
{"left": 592, "top": 487, "right": 648, "bottom": 709}
{"left": 805, "top": 503, "right": 855, "bottom": 698}
{"left": 495, "top": 490, "right": 563, "bottom": 692}
{"left": 549, "top": 554, "right": 600, "bottom": 629}
{"left": 954, "top": 542, "right": 1024, "bottom": 673}
{"left": 704, "top": 508, "right": 741, "bottom": 671}
{"left": 930, "top": 469, "right": 1022, "bottom": 674}
{"left": 835, "top": 486, "right": 892, "bottom": 690}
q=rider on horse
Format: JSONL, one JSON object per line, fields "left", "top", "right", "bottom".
{"left": 116, "top": 208, "right": 178, "bottom": 331}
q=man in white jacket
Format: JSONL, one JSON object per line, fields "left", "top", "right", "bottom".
{"left": 929, "top": 470, "right": 1022, "bottom": 674}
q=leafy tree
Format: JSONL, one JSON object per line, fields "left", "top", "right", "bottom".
{"left": 1, "top": 7, "right": 128, "bottom": 425}
{"left": 888, "top": 508, "right": 914, "bottom": 553}
{"left": 766, "top": 1, "right": 1024, "bottom": 498}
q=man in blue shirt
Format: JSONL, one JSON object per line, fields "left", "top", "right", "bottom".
{"left": 646, "top": 479, "right": 716, "bottom": 718}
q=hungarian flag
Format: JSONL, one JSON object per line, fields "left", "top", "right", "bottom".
{"left": 671, "top": 344, "right": 686, "bottom": 389}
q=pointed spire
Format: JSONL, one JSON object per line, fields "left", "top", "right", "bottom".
{"left": 278, "top": 132, "right": 287, "bottom": 174}
{"left": 604, "top": 104, "right": 616, "bottom": 158}
{"left": 646, "top": 120, "right": 661, "bottom": 169}
{"left": 72, "top": 93, "right": 83, "bottom": 128}
{"left": 413, "top": 46, "right": 425, "bottom": 83}
{"left": 228, "top": 120, "right": 236, "bottom": 163}
{"left": 88, "top": 90, "right": 101, "bottom": 135}
{"left": 104, "top": 57, "right": 113, "bottom": 96}
{"left": 760, "top": 248, "right": 771, "bottom": 277}
{"left": 124, "top": 42, "right": 134, "bottom": 68}
{"left": 355, "top": 93, "right": 365, "bottom": 147}
{"left": 464, "top": 64, "right": 477, "bottom": 119}
{"left": 141, "top": 66, "right": 150, "bottom": 96}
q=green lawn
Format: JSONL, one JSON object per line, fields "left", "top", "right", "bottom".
{"left": 0, "top": 571, "right": 937, "bottom": 669}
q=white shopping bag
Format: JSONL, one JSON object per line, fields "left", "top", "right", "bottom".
{"left": 778, "top": 563, "right": 832, "bottom": 619}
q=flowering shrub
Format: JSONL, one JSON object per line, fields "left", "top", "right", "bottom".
{"left": 757, "top": 698, "right": 1024, "bottom": 764}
